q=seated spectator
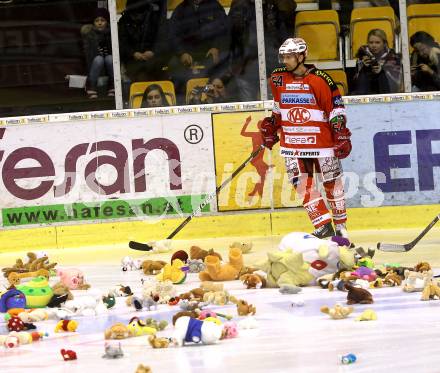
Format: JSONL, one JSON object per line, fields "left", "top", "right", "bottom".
{"left": 81, "top": 8, "right": 114, "bottom": 99}
{"left": 168, "top": 0, "right": 229, "bottom": 104}
{"left": 318, "top": 0, "right": 400, "bottom": 34}
{"left": 140, "top": 83, "right": 169, "bottom": 107}
{"left": 352, "top": 28, "right": 401, "bottom": 94}
{"left": 410, "top": 31, "right": 440, "bottom": 92}
{"left": 188, "top": 76, "right": 232, "bottom": 104}
{"left": 118, "top": 0, "right": 168, "bottom": 83}
{"left": 228, "top": 0, "right": 296, "bottom": 101}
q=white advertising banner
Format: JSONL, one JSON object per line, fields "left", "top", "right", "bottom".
{"left": 343, "top": 100, "right": 440, "bottom": 207}
{"left": 0, "top": 113, "right": 215, "bottom": 228}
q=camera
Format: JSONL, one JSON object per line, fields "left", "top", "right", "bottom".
{"left": 370, "top": 58, "right": 379, "bottom": 67}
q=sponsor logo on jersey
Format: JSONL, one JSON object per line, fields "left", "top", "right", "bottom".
{"left": 287, "top": 107, "right": 311, "bottom": 124}
{"left": 281, "top": 93, "right": 316, "bottom": 105}
{"left": 283, "top": 126, "right": 321, "bottom": 133}
{"left": 281, "top": 149, "right": 321, "bottom": 157}
{"left": 314, "top": 70, "right": 334, "bottom": 86}
{"left": 285, "top": 135, "right": 317, "bottom": 145}
{"left": 333, "top": 95, "right": 344, "bottom": 106}
{"left": 286, "top": 83, "right": 310, "bottom": 90}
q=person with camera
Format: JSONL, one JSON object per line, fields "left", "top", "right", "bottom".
{"left": 410, "top": 31, "right": 440, "bottom": 92}
{"left": 352, "top": 29, "right": 402, "bottom": 95}
{"left": 188, "top": 76, "right": 231, "bottom": 104}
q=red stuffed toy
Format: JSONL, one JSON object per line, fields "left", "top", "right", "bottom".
{"left": 61, "top": 348, "right": 77, "bottom": 361}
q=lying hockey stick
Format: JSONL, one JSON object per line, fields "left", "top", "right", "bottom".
{"left": 377, "top": 213, "right": 440, "bottom": 252}
{"left": 129, "top": 144, "right": 265, "bottom": 251}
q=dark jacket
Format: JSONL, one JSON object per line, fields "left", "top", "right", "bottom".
{"left": 168, "top": 0, "right": 228, "bottom": 57}
{"left": 118, "top": 0, "right": 168, "bottom": 63}
{"left": 82, "top": 26, "right": 112, "bottom": 68}
{"left": 410, "top": 47, "right": 440, "bottom": 91}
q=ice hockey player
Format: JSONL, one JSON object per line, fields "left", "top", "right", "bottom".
{"left": 260, "top": 38, "right": 352, "bottom": 239}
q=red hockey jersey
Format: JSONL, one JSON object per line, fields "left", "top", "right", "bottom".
{"left": 270, "top": 65, "right": 346, "bottom": 158}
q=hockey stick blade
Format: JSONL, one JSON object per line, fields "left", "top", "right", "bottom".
{"left": 129, "top": 145, "right": 264, "bottom": 251}
{"left": 377, "top": 213, "right": 440, "bottom": 252}
{"left": 128, "top": 240, "right": 153, "bottom": 251}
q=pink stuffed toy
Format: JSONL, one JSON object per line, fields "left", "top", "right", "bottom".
{"left": 222, "top": 321, "right": 238, "bottom": 339}
{"left": 57, "top": 268, "right": 90, "bottom": 290}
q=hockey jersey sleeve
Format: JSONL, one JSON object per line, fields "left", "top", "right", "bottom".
{"left": 311, "top": 69, "right": 347, "bottom": 128}
{"left": 269, "top": 68, "right": 285, "bottom": 127}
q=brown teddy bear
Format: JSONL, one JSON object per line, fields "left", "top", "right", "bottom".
{"left": 199, "top": 248, "right": 243, "bottom": 282}
{"left": 141, "top": 260, "right": 167, "bottom": 275}
{"left": 414, "top": 262, "right": 431, "bottom": 273}
{"left": 190, "top": 246, "right": 222, "bottom": 261}
{"left": 179, "top": 288, "right": 206, "bottom": 301}
{"left": 239, "top": 274, "right": 266, "bottom": 289}
{"left": 200, "top": 281, "right": 224, "bottom": 292}
{"left": 345, "top": 283, "right": 374, "bottom": 304}
{"left": 383, "top": 271, "right": 402, "bottom": 286}
{"left": 148, "top": 335, "right": 170, "bottom": 348}
{"left": 320, "top": 304, "right": 354, "bottom": 319}
{"left": 230, "top": 296, "right": 256, "bottom": 316}
{"left": 135, "top": 365, "right": 152, "bottom": 373}
{"left": 104, "top": 323, "right": 133, "bottom": 339}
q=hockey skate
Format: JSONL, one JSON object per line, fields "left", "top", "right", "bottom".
{"left": 311, "top": 222, "right": 335, "bottom": 239}
{"left": 335, "top": 223, "right": 349, "bottom": 239}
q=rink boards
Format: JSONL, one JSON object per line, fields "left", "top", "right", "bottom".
{"left": 0, "top": 93, "right": 439, "bottom": 250}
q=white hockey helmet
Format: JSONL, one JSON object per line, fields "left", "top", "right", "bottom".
{"left": 278, "top": 38, "right": 308, "bottom": 62}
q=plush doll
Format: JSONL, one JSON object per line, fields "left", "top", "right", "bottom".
{"left": 199, "top": 248, "right": 243, "bottom": 282}
{"left": 126, "top": 293, "right": 160, "bottom": 311}
{"left": 60, "top": 348, "right": 77, "bottom": 361}
{"left": 421, "top": 280, "right": 440, "bottom": 301}
{"left": 148, "top": 335, "right": 171, "bottom": 348}
{"left": 156, "top": 259, "right": 188, "bottom": 284}
{"left": 221, "top": 321, "right": 238, "bottom": 339}
{"left": 351, "top": 267, "right": 377, "bottom": 282}
{"left": 0, "top": 331, "right": 46, "bottom": 346}
{"left": 127, "top": 317, "right": 157, "bottom": 336}
{"left": 230, "top": 297, "right": 256, "bottom": 316}
{"left": 383, "top": 271, "right": 402, "bottom": 286}
{"left": 202, "top": 290, "right": 231, "bottom": 306}
{"left": 355, "top": 309, "right": 377, "bottom": 321}
{"left": 7, "top": 316, "right": 35, "bottom": 332}
{"left": 238, "top": 316, "right": 258, "bottom": 329}
{"left": 200, "top": 281, "right": 224, "bottom": 292}
{"left": 2, "top": 335, "right": 19, "bottom": 348}
{"left": 102, "top": 342, "right": 124, "bottom": 359}
{"left": 0, "top": 288, "right": 26, "bottom": 313}
{"left": 55, "top": 319, "right": 78, "bottom": 332}
{"left": 190, "top": 246, "right": 222, "bottom": 261}
{"left": 60, "top": 294, "right": 108, "bottom": 317}
{"left": 230, "top": 241, "right": 252, "bottom": 254}
{"left": 179, "top": 287, "right": 206, "bottom": 301}
{"left": 320, "top": 304, "right": 353, "bottom": 319}
{"left": 172, "top": 311, "right": 199, "bottom": 325}
{"left": 108, "top": 285, "right": 133, "bottom": 297}
{"left": 279, "top": 284, "right": 302, "bottom": 294}
{"left": 240, "top": 273, "right": 266, "bottom": 289}
{"left": 414, "top": 262, "right": 431, "bottom": 273}
{"left": 141, "top": 260, "right": 167, "bottom": 275}
{"left": 121, "top": 256, "right": 142, "bottom": 271}
{"left": 135, "top": 365, "right": 152, "bottom": 373}
{"left": 144, "top": 318, "right": 168, "bottom": 331}
{"left": 187, "top": 259, "right": 206, "bottom": 273}
{"left": 17, "top": 308, "right": 48, "bottom": 323}
{"left": 402, "top": 270, "right": 432, "bottom": 292}
{"left": 256, "top": 232, "right": 355, "bottom": 288}
{"left": 141, "top": 279, "right": 177, "bottom": 304}
{"left": 57, "top": 268, "right": 90, "bottom": 290}
{"left": 171, "top": 250, "right": 189, "bottom": 263}
{"left": 105, "top": 322, "right": 133, "bottom": 339}
{"left": 345, "top": 283, "right": 374, "bottom": 304}
{"left": 173, "top": 316, "right": 223, "bottom": 346}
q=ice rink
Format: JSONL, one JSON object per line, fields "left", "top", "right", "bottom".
{"left": 1, "top": 226, "right": 440, "bottom": 373}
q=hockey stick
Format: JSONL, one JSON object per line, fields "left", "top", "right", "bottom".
{"left": 377, "top": 213, "right": 440, "bottom": 252}
{"left": 129, "top": 144, "right": 265, "bottom": 251}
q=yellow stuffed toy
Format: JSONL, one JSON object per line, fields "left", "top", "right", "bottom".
{"left": 320, "top": 304, "right": 353, "bottom": 319}
{"left": 156, "top": 259, "right": 187, "bottom": 284}
{"left": 199, "top": 248, "right": 243, "bottom": 282}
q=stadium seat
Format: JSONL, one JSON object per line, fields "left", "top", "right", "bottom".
{"left": 295, "top": 10, "right": 341, "bottom": 61}
{"left": 185, "top": 78, "right": 209, "bottom": 104}
{"left": 350, "top": 6, "right": 396, "bottom": 58}
{"left": 129, "top": 81, "right": 176, "bottom": 108}
{"left": 407, "top": 4, "right": 440, "bottom": 49}
{"left": 325, "top": 69, "right": 348, "bottom": 96}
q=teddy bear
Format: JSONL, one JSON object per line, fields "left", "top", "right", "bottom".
{"left": 345, "top": 283, "right": 374, "bottom": 304}
{"left": 202, "top": 290, "right": 230, "bottom": 306}
{"left": 229, "top": 241, "right": 252, "bottom": 254}
{"left": 199, "top": 248, "right": 243, "bottom": 282}
{"left": 230, "top": 297, "right": 256, "bottom": 316}
{"left": 403, "top": 269, "right": 432, "bottom": 292}
{"left": 104, "top": 322, "right": 133, "bottom": 339}
{"left": 190, "top": 246, "right": 223, "bottom": 261}
{"left": 320, "top": 304, "right": 353, "bottom": 319}
{"left": 141, "top": 260, "right": 167, "bottom": 275}
{"left": 383, "top": 271, "right": 402, "bottom": 286}
{"left": 414, "top": 262, "right": 431, "bottom": 272}
{"left": 173, "top": 316, "right": 223, "bottom": 346}
{"left": 200, "top": 281, "right": 224, "bottom": 292}
{"left": 421, "top": 280, "right": 440, "bottom": 301}
{"left": 148, "top": 334, "right": 171, "bottom": 348}
{"left": 239, "top": 273, "right": 266, "bottom": 289}
{"left": 135, "top": 364, "right": 152, "bottom": 373}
